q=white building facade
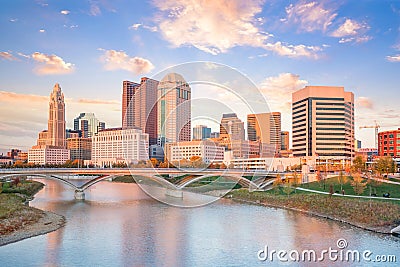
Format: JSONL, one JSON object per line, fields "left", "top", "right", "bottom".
{"left": 91, "top": 127, "right": 149, "bottom": 166}
{"left": 165, "top": 140, "right": 225, "bottom": 164}
{"left": 28, "top": 147, "right": 70, "bottom": 165}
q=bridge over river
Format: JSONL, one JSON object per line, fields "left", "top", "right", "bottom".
{"left": 0, "top": 168, "right": 287, "bottom": 200}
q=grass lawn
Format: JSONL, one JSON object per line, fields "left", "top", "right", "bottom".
{"left": 1, "top": 180, "right": 44, "bottom": 197}
{"left": 230, "top": 189, "right": 400, "bottom": 232}
{"left": 0, "top": 194, "right": 24, "bottom": 219}
{"left": 299, "top": 176, "right": 400, "bottom": 198}
{"left": 112, "top": 175, "right": 136, "bottom": 183}
{"left": 0, "top": 180, "right": 45, "bottom": 235}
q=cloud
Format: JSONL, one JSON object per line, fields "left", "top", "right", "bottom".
{"left": 0, "top": 90, "right": 121, "bottom": 150}
{"left": 0, "top": 52, "right": 17, "bottom": 61}
{"left": 60, "top": 10, "right": 70, "bottom": 15}
{"left": 265, "top": 42, "right": 322, "bottom": 59}
{"left": 142, "top": 25, "right": 158, "bottom": 32}
{"left": 386, "top": 54, "right": 400, "bottom": 62}
{"left": 151, "top": 0, "right": 321, "bottom": 58}
{"left": 31, "top": 52, "right": 75, "bottom": 75}
{"left": 0, "top": 91, "right": 48, "bottom": 103}
{"left": 77, "top": 99, "right": 120, "bottom": 105}
{"left": 356, "top": 97, "right": 374, "bottom": 109}
{"left": 152, "top": 0, "right": 269, "bottom": 55}
{"left": 248, "top": 53, "right": 268, "bottom": 59}
{"left": 17, "top": 52, "right": 30, "bottom": 59}
{"left": 129, "top": 23, "right": 158, "bottom": 32}
{"left": 331, "top": 19, "right": 368, "bottom": 37}
{"left": 36, "top": 0, "right": 48, "bottom": 7}
{"left": 285, "top": 1, "right": 337, "bottom": 32}
{"left": 331, "top": 18, "right": 371, "bottom": 44}
{"left": 259, "top": 73, "right": 308, "bottom": 111}
{"left": 100, "top": 49, "right": 154, "bottom": 74}
{"left": 0, "top": 91, "right": 49, "bottom": 147}
{"left": 129, "top": 23, "right": 142, "bottom": 30}
{"left": 338, "top": 36, "right": 372, "bottom": 44}
{"left": 89, "top": 0, "right": 101, "bottom": 16}
{"left": 0, "top": 91, "right": 119, "bottom": 106}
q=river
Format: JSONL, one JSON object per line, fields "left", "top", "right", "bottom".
{"left": 0, "top": 179, "right": 399, "bottom": 266}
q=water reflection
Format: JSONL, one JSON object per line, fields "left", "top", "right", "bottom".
{"left": 0, "top": 179, "right": 399, "bottom": 266}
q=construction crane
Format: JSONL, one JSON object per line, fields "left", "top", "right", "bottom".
{"left": 359, "top": 121, "right": 380, "bottom": 149}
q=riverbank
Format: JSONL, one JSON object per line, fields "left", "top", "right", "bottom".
{"left": 229, "top": 189, "right": 400, "bottom": 234}
{"left": 0, "top": 181, "right": 66, "bottom": 246}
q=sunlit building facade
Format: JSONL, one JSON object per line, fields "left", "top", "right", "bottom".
{"left": 378, "top": 129, "right": 400, "bottom": 158}
{"left": 91, "top": 127, "right": 149, "bottom": 166}
{"left": 67, "top": 138, "right": 92, "bottom": 161}
{"left": 193, "top": 125, "right": 211, "bottom": 140}
{"left": 164, "top": 140, "right": 225, "bottom": 164}
{"left": 29, "top": 83, "right": 69, "bottom": 165}
{"left": 157, "top": 73, "right": 191, "bottom": 146}
{"left": 134, "top": 77, "right": 159, "bottom": 145}
{"left": 122, "top": 80, "right": 140, "bottom": 129}
{"left": 292, "top": 86, "right": 354, "bottom": 160}
{"left": 28, "top": 148, "right": 70, "bottom": 165}
{"left": 48, "top": 83, "right": 66, "bottom": 148}
{"left": 74, "top": 113, "right": 105, "bottom": 138}
{"left": 220, "top": 113, "right": 245, "bottom": 141}
{"left": 247, "top": 112, "right": 281, "bottom": 153}
{"left": 281, "top": 131, "right": 289, "bottom": 151}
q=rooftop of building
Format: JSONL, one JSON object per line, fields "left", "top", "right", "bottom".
{"left": 378, "top": 128, "right": 400, "bottom": 134}
{"left": 98, "top": 127, "right": 142, "bottom": 132}
{"left": 222, "top": 113, "right": 238, "bottom": 118}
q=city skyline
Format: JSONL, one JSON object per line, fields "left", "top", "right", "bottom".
{"left": 1, "top": 1, "right": 400, "bottom": 152}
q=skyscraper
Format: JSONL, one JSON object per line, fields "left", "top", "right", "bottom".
{"left": 281, "top": 131, "right": 289, "bottom": 151}
{"left": 122, "top": 80, "right": 140, "bottom": 129}
{"left": 292, "top": 86, "right": 354, "bottom": 160}
{"left": 193, "top": 125, "right": 211, "bottom": 140}
{"left": 29, "top": 83, "right": 70, "bottom": 164}
{"left": 134, "top": 77, "right": 159, "bottom": 145}
{"left": 48, "top": 83, "right": 66, "bottom": 148}
{"left": 220, "top": 113, "right": 245, "bottom": 141}
{"left": 74, "top": 113, "right": 105, "bottom": 138}
{"left": 157, "top": 73, "right": 191, "bottom": 146}
{"left": 247, "top": 112, "right": 281, "bottom": 152}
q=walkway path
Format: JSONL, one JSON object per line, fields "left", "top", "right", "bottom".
{"left": 295, "top": 187, "right": 400, "bottom": 201}
{"left": 368, "top": 176, "right": 400, "bottom": 185}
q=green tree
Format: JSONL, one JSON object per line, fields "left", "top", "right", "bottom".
{"left": 272, "top": 174, "right": 282, "bottom": 194}
{"left": 375, "top": 156, "right": 396, "bottom": 178}
{"left": 282, "top": 179, "right": 294, "bottom": 198}
{"left": 337, "top": 171, "right": 348, "bottom": 191}
{"left": 316, "top": 170, "right": 323, "bottom": 187}
{"left": 352, "top": 156, "right": 366, "bottom": 172}
{"left": 189, "top": 156, "right": 204, "bottom": 168}
{"left": 150, "top": 158, "right": 159, "bottom": 167}
{"left": 351, "top": 172, "right": 367, "bottom": 195}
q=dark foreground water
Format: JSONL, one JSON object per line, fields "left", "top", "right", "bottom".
{"left": 0, "top": 179, "right": 399, "bottom": 266}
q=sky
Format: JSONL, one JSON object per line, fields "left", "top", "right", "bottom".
{"left": 1, "top": 0, "right": 400, "bottom": 153}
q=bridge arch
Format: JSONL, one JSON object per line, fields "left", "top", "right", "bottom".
{"left": 178, "top": 174, "right": 260, "bottom": 189}
{"left": 79, "top": 174, "right": 178, "bottom": 191}
{"left": 0, "top": 173, "right": 78, "bottom": 190}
